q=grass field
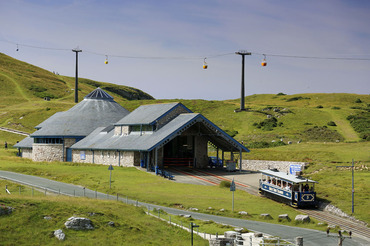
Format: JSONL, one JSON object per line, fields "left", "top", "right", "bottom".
{"left": 0, "top": 194, "right": 208, "bottom": 245}
{"left": 0, "top": 146, "right": 366, "bottom": 229}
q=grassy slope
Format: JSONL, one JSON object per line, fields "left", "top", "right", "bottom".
{"left": 0, "top": 192, "right": 208, "bottom": 245}
{"left": 0, "top": 54, "right": 369, "bottom": 226}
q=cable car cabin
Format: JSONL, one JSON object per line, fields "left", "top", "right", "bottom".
{"left": 259, "top": 169, "right": 318, "bottom": 208}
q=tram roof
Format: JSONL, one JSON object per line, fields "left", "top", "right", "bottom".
{"left": 259, "top": 169, "right": 318, "bottom": 184}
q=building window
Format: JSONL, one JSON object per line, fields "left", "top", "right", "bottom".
{"left": 34, "top": 138, "right": 64, "bottom": 144}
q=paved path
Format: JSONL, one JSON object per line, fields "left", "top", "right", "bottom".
{"left": 0, "top": 170, "right": 368, "bottom": 246}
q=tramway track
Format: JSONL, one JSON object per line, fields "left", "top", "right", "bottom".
{"left": 297, "top": 208, "right": 370, "bottom": 240}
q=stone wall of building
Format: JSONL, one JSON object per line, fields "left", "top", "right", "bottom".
{"left": 21, "top": 148, "right": 33, "bottom": 159}
{"left": 32, "top": 144, "right": 63, "bottom": 162}
{"left": 242, "top": 160, "right": 307, "bottom": 173}
{"left": 114, "top": 126, "right": 122, "bottom": 136}
{"left": 72, "top": 149, "right": 139, "bottom": 167}
{"left": 157, "top": 106, "right": 189, "bottom": 129}
{"left": 194, "top": 136, "right": 208, "bottom": 168}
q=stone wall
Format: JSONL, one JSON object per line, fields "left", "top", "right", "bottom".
{"left": 194, "top": 135, "right": 208, "bottom": 168}
{"left": 21, "top": 148, "right": 32, "bottom": 159}
{"left": 32, "top": 144, "right": 63, "bottom": 162}
{"left": 157, "top": 106, "right": 189, "bottom": 129}
{"left": 72, "top": 150, "right": 139, "bottom": 167}
{"left": 242, "top": 160, "right": 307, "bottom": 173}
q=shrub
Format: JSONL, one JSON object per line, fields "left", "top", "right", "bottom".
{"left": 219, "top": 181, "right": 231, "bottom": 188}
{"left": 225, "top": 129, "right": 238, "bottom": 137}
{"left": 347, "top": 112, "right": 370, "bottom": 141}
{"left": 355, "top": 98, "right": 362, "bottom": 103}
{"left": 316, "top": 105, "right": 323, "bottom": 108}
{"left": 302, "top": 126, "right": 344, "bottom": 142}
{"left": 327, "top": 121, "right": 336, "bottom": 126}
{"left": 277, "top": 92, "right": 286, "bottom": 96}
{"left": 332, "top": 106, "right": 341, "bottom": 110}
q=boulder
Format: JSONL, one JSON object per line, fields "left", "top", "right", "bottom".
{"left": 254, "top": 232, "right": 263, "bottom": 237}
{"left": 107, "top": 221, "right": 115, "bottom": 227}
{"left": 44, "top": 216, "right": 52, "bottom": 220}
{"left": 278, "top": 214, "right": 290, "bottom": 221}
{"left": 183, "top": 214, "right": 192, "bottom": 218}
{"left": 260, "top": 213, "right": 272, "bottom": 219}
{"left": 238, "top": 211, "right": 248, "bottom": 215}
{"left": 295, "top": 215, "right": 310, "bottom": 223}
{"left": 65, "top": 217, "right": 94, "bottom": 230}
{"left": 224, "top": 231, "right": 237, "bottom": 239}
{"left": 219, "top": 208, "right": 225, "bottom": 212}
{"left": 54, "top": 229, "right": 65, "bottom": 241}
{"left": 0, "top": 205, "right": 13, "bottom": 216}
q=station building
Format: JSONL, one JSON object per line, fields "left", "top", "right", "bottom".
{"left": 15, "top": 88, "right": 249, "bottom": 169}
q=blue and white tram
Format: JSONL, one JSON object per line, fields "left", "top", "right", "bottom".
{"left": 259, "top": 169, "right": 318, "bottom": 208}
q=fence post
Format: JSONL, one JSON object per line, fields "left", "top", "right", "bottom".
{"left": 158, "top": 210, "right": 160, "bottom": 218}
{"left": 45, "top": 188, "right": 47, "bottom": 196}
{"left": 136, "top": 200, "right": 138, "bottom": 206}
{"left": 169, "top": 216, "right": 171, "bottom": 225}
{"left": 32, "top": 187, "right": 34, "bottom": 197}
{"left": 117, "top": 193, "right": 119, "bottom": 201}
{"left": 126, "top": 196, "right": 128, "bottom": 204}
{"left": 95, "top": 189, "right": 97, "bottom": 199}
{"left": 73, "top": 190, "right": 75, "bottom": 197}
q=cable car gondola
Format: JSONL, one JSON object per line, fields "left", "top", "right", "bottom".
{"left": 203, "top": 58, "right": 208, "bottom": 69}
{"left": 261, "top": 54, "right": 267, "bottom": 66}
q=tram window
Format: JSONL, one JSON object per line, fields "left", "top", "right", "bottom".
{"left": 272, "top": 178, "right": 276, "bottom": 185}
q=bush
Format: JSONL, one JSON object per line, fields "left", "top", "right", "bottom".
{"left": 225, "top": 129, "right": 238, "bottom": 137}
{"left": 277, "top": 92, "right": 286, "bottom": 96}
{"left": 347, "top": 112, "right": 370, "bottom": 141}
{"left": 332, "top": 106, "right": 341, "bottom": 110}
{"left": 219, "top": 181, "right": 231, "bottom": 188}
{"left": 316, "top": 105, "right": 323, "bottom": 108}
{"left": 355, "top": 98, "right": 362, "bottom": 103}
{"left": 327, "top": 121, "right": 336, "bottom": 126}
{"left": 254, "top": 117, "right": 280, "bottom": 131}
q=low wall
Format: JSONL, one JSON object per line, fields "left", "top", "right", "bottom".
{"left": 242, "top": 160, "right": 307, "bottom": 173}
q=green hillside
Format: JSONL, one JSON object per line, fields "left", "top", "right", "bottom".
{"left": 0, "top": 54, "right": 369, "bottom": 226}
{"left": 0, "top": 53, "right": 154, "bottom": 133}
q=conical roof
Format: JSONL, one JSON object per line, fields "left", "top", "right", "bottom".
{"left": 31, "top": 88, "right": 130, "bottom": 137}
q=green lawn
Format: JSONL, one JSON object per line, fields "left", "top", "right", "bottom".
{"left": 0, "top": 195, "right": 208, "bottom": 245}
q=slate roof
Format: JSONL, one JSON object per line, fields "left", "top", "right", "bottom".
{"left": 13, "top": 136, "right": 33, "bottom": 148}
{"left": 72, "top": 113, "right": 249, "bottom": 153}
{"left": 260, "top": 170, "right": 317, "bottom": 184}
{"left": 115, "top": 102, "right": 192, "bottom": 125}
{"left": 31, "top": 88, "right": 130, "bottom": 137}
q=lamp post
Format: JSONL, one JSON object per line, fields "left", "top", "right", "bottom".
{"left": 336, "top": 159, "right": 355, "bottom": 214}
{"left": 72, "top": 47, "right": 82, "bottom": 103}
{"left": 235, "top": 50, "right": 251, "bottom": 111}
{"left": 108, "top": 164, "right": 114, "bottom": 189}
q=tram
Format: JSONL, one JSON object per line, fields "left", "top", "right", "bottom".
{"left": 259, "top": 169, "right": 318, "bottom": 208}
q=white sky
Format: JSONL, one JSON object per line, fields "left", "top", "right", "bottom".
{"left": 1, "top": 0, "right": 369, "bottom": 100}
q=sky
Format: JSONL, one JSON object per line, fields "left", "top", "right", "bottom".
{"left": 1, "top": 0, "right": 369, "bottom": 100}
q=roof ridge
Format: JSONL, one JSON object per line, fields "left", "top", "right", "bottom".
{"left": 84, "top": 87, "right": 114, "bottom": 100}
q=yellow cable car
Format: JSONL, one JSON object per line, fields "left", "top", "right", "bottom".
{"left": 261, "top": 54, "right": 267, "bottom": 66}
{"left": 104, "top": 55, "right": 108, "bottom": 64}
{"left": 203, "top": 58, "right": 208, "bottom": 69}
